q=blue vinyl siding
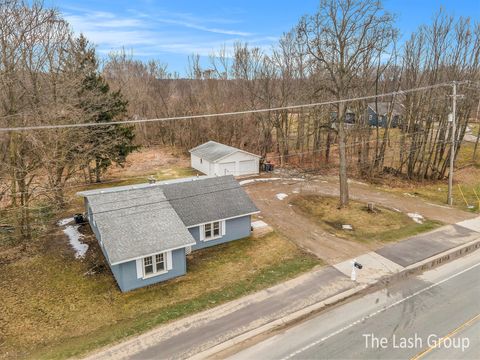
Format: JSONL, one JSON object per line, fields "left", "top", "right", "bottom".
{"left": 111, "top": 248, "right": 187, "bottom": 292}
{"left": 84, "top": 198, "right": 253, "bottom": 292}
{"left": 188, "top": 215, "right": 252, "bottom": 250}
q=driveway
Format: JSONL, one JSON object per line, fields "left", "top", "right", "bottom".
{"left": 244, "top": 176, "right": 475, "bottom": 264}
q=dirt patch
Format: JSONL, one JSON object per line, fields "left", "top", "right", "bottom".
{"left": 103, "top": 146, "right": 190, "bottom": 179}
{"left": 244, "top": 175, "right": 474, "bottom": 264}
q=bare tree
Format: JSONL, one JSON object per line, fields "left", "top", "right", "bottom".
{"left": 297, "top": 0, "right": 396, "bottom": 207}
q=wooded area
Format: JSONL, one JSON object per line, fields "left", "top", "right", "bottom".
{"left": 1, "top": 0, "right": 479, "bottom": 240}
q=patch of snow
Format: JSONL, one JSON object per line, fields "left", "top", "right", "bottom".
{"left": 407, "top": 213, "right": 424, "bottom": 224}
{"left": 342, "top": 224, "right": 353, "bottom": 230}
{"left": 58, "top": 217, "right": 89, "bottom": 258}
{"left": 57, "top": 217, "right": 74, "bottom": 226}
{"left": 239, "top": 177, "right": 281, "bottom": 185}
{"left": 392, "top": 208, "right": 402, "bottom": 213}
{"left": 63, "top": 225, "right": 89, "bottom": 258}
{"left": 275, "top": 193, "right": 288, "bottom": 200}
{"left": 290, "top": 178, "right": 306, "bottom": 181}
{"left": 292, "top": 189, "right": 300, "bottom": 194}
{"left": 403, "top": 192, "right": 416, "bottom": 198}
{"left": 252, "top": 220, "right": 268, "bottom": 229}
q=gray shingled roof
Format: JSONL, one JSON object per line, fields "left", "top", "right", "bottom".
{"left": 78, "top": 175, "right": 259, "bottom": 264}
{"left": 189, "top": 141, "right": 260, "bottom": 162}
{"left": 368, "top": 102, "right": 404, "bottom": 116}
{"left": 84, "top": 187, "right": 195, "bottom": 265}
{"left": 162, "top": 175, "right": 259, "bottom": 227}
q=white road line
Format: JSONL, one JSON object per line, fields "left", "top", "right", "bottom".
{"left": 281, "top": 261, "right": 480, "bottom": 360}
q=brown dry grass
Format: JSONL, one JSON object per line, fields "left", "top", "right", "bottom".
{"left": 0, "top": 229, "right": 319, "bottom": 360}
{"left": 290, "top": 195, "right": 442, "bottom": 243}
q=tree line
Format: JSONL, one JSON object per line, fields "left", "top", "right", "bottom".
{"left": 1, "top": 0, "right": 479, "bottom": 241}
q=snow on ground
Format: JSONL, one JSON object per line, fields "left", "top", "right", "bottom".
{"left": 58, "top": 218, "right": 89, "bottom": 258}
{"left": 239, "top": 177, "right": 305, "bottom": 185}
{"left": 239, "top": 178, "right": 281, "bottom": 185}
{"left": 276, "top": 193, "right": 288, "bottom": 200}
{"left": 252, "top": 220, "right": 269, "bottom": 229}
{"left": 407, "top": 213, "right": 424, "bottom": 224}
{"left": 57, "top": 217, "right": 74, "bottom": 226}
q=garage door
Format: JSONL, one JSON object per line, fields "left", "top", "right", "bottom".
{"left": 239, "top": 160, "right": 257, "bottom": 176}
{"left": 218, "top": 162, "right": 236, "bottom": 176}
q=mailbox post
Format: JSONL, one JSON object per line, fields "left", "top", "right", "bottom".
{"left": 351, "top": 259, "right": 363, "bottom": 281}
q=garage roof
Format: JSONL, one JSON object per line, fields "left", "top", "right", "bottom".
{"left": 189, "top": 141, "right": 260, "bottom": 162}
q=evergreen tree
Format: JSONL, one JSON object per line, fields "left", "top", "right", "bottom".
{"left": 73, "top": 35, "right": 139, "bottom": 182}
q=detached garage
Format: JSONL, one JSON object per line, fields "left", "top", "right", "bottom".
{"left": 189, "top": 141, "right": 261, "bottom": 177}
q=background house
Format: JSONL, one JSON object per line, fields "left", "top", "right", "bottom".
{"left": 190, "top": 141, "right": 261, "bottom": 177}
{"left": 77, "top": 175, "right": 259, "bottom": 292}
{"left": 367, "top": 102, "right": 405, "bottom": 128}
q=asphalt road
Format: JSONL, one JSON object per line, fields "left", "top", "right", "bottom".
{"left": 228, "top": 251, "right": 480, "bottom": 360}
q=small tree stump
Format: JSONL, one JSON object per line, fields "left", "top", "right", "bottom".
{"left": 367, "top": 202, "right": 375, "bottom": 212}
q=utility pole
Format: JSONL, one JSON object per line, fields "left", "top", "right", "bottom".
{"left": 447, "top": 81, "right": 464, "bottom": 206}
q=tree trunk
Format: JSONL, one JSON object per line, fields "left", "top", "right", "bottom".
{"left": 337, "top": 101, "right": 349, "bottom": 207}
{"left": 95, "top": 158, "right": 102, "bottom": 183}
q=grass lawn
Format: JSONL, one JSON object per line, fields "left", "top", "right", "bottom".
{"left": 470, "top": 123, "right": 479, "bottom": 136}
{"left": 290, "top": 195, "right": 442, "bottom": 243}
{"left": 0, "top": 231, "right": 320, "bottom": 360}
{"left": 380, "top": 143, "right": 480, "bottom": 213}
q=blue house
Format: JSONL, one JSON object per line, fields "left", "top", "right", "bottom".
{"left": 367, "top": 102, "right": 404, "bottom": 128}
{"left": 77, "top": 175, "right": 259, "bottom": 292}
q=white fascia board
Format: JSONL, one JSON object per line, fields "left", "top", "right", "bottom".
{"left": 110, "top": 242, "right": 196, "bottom": 266}
{"left": 214, "top": 150, "right": 262, "bottom": 163}
{"left": 186, "top": 211, "right": 260, "bottom": 229}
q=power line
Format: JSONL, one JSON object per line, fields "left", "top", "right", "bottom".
{"left": 0, "top": 82, "right": 464, "bottom": 132}
{"left": 0, "top": 129, "right": 437, "bottom": 199}
{"left": 0, "top": 135, "right": 457, "bottom": 214}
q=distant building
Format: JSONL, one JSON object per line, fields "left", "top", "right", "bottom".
{"left": 367, "top": 102, "right": 405, "bottom": 128}
{"left": 189, "top": 141, "right": 261, "bottom": 177}
{"left": 331, "top": 109, "right": 356, "bottom": 124}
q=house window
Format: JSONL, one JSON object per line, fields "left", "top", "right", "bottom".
{"left": 144, "top": 256, "right": 153, "bottom": 275}
{"left": 213, "top": 222, "right": 220, "bottom": 236}
{"left": 155, "top": 253, "right": 165, "bottom": 272}
{"left": 143, "top": 253, "right": 166, "bottom": 277}
{"left": 204, "top": 221, "right": 221, "bottom": 240}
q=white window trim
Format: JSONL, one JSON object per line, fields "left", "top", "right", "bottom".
{"left": 203, "top": 221, "right": 222, "bottom": 241}
{"left": 142, "top": 252, "right": 168, "bottom": 279}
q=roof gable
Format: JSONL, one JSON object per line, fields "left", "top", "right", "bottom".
{"left": 189, "top": 141, "right": 260, "bottom": 162}
{"left": 86, "top": 187, "right": 195, "bottom": 265}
